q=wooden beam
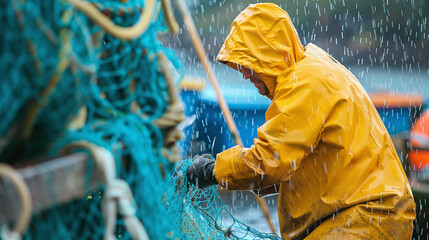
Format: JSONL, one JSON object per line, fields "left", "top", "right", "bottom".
{"left": 0, "top": 153, "right": 103, "bottom": 224}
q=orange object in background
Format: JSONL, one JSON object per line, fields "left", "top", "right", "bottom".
{"left": 410, "top": 110, "right": 429, "bottom": 171}
{"left": 369, "top": 92, "right": 424, "bottom": 108}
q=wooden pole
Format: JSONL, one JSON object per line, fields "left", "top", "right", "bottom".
{"left": 175, "top": 0, "right": 277, "bottom": 233}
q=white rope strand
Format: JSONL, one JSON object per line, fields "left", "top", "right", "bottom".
{"left": 60, "top": 141, "right": 149, "bottom": 240}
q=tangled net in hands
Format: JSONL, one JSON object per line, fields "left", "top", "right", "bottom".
{"left": 167, "top": 159, "right": 282, "bottom": 240}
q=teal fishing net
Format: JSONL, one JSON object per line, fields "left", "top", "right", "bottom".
{"left": 1, "top": 0, "right": 283, "bottom": 239}
{"left": 1, "top": 0, "right": 183, "bottom": 239}
{"left": 167, "top": 159, "right": 282, "bottom": 240}
{"left": 0, "top": 0, "right": 95, "bottom": 161}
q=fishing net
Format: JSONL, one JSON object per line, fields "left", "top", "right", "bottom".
{"left": 0, "top": 0, "right": 283, "bottom": 239}
{"left": 1, "top": 0, "right": 184, "bottom": 239}
{"left": 167, "top": 158, "right": 282, "bottom": 240}
{"left": 0, "top": 0, "right": 95, "bottom": 162}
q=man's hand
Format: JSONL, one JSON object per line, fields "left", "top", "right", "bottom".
{"left": 187, "top": 155, "right": 218, "bottom": 188}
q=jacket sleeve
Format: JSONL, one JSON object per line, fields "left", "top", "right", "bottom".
{"left": 214, "top": 76, "right": 329, "bottom": 190}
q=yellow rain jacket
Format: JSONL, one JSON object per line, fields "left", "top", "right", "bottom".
{"left": 214, "top": 3, "right": 415, "bottom": 239}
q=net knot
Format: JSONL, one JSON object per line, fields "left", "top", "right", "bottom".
{"left": 103, "top": 178, "right": 149, "bottom": 240}
{"left": 104, "top": 179, "right": 137, "bottom": 216}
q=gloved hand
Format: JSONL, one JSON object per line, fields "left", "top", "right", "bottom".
{"left": 187, "top": 154, "right": 218, "bottom": 188}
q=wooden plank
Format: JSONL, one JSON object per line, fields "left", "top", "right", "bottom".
{"left": 0, "top": 153, "right": 103, "bottom": 224}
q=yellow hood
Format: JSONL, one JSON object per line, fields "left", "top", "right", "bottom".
{"left": 216, "top": 3, "right": 304, "bottom": 99}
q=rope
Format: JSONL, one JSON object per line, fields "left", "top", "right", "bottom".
{"left": 103, "top": 180, "right": 149, "bottom": 240}
{"left": 207, "top": 229, "right": 221, "bottom": 240}
{"left": 2, "top": 0, "right": 183, "bottom": 238}
{"left": 161, "top": 0, "right": 179, "bottom": 34}
{"left": 60, "top": 141, "right": 149, "bottom": 240}
{"left": 69, "top": 0, "right": 157, "bottom": 40}
{"left": 0, "top": 163, "right": 33, "bottom": 240}
{"left": 14, "top": 4, "right": 73, "bottom": 139}
{"left": 153, "top": 52, "right": 185, "bottom": 130}
{"left": 153, "top": 52, "right": 185, "bottom": 162}
{"left": 175, "top": 0, "right": 243, "bottom": 146}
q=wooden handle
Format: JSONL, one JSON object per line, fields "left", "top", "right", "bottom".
{"left": 176, "top": 0, "right": 276, "bottom": 233}
{"left": 176, "top": 0, "right": 243, "bottom": 147}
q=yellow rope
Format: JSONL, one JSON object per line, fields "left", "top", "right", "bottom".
{"left": 161, "top": 0, "right": 179, "bottom": 34}
{"left": 20, "top": 8, "right": 74, "bottom": 139}
{"left": 207, "top": 229, "right": 221, "bottom": 240}
{"left": 153, "top": 52, "right": 185, "bottom": 163}
{"left": 0, "top": 163, "right": 32, "bottom": 235}
{"left": 69, "top": 0, "right": 156, "bottom": 40}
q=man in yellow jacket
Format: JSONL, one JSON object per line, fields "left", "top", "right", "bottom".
{"left": 186, "top": 3, "right": 415, "bottom": 239}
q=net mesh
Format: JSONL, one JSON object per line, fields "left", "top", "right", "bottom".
{"left": 1, "top": 0, "right": 182, "bottom": 239}
{"left": 1, "top": 0, "right": 282, "bottom": 239}
{"left": 167, "top": 159, "right": 282, "bottom": 240}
